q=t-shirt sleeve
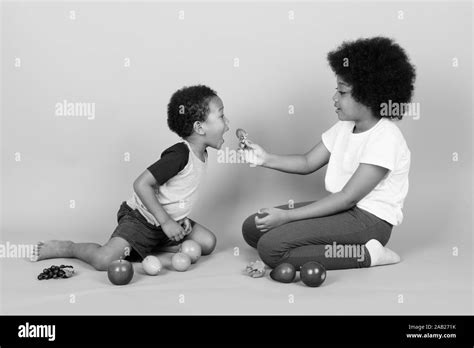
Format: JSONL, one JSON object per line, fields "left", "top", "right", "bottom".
{"left": 359, "top": 130, "right": 398, "bottom": 171}
{"left": 147, "top": 143, "right": 189, "bottom": 185}
{"left": 321, "top": 121, "right": 343, "bottom": 153}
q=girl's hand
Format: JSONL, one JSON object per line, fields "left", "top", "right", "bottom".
{"left": 239, "top": 139, "right": 268, "bottom": 166}
{"left": 255, "top": 207, "right": 289, "bottom": 232}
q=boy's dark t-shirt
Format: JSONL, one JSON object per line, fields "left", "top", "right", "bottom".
{"left": 126, "top": 141, "right": 208, "bottom": 226}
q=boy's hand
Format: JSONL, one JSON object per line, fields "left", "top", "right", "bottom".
{"left": 178, "top": 217, "right": 193, "bottom": 235}
{"left": 161, "top": 219, "right": 187, "bottom": 242}
{"left": 239, "top": 139, "right": 267, "bottom": 166}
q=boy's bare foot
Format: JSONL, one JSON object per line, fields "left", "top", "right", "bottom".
{"left": 365, "top": 239, "right": 401, "bottom": 267}
{"left": 30, "top": 240, "right": 74, "bottom": 262}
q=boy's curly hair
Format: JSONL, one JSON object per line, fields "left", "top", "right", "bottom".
{"left": 167, "top": 85, "right": 218, "bottom": 138}
{"left": 327, "top": 37, "right": 416, "bottom": 120}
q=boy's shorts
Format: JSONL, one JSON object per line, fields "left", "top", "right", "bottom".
{"left": 110, "top": 201, "right": 195, "bottom": 262}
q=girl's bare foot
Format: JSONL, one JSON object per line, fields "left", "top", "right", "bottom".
{"left": 365, "top": 239, "right": 401, "bottom": 267}
{"left": 30, "top": 240, "right": 74, "bottom": 262}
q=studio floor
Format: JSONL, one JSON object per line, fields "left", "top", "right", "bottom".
{"left": 1, "top": 240, "right": 472, "bottom": 315}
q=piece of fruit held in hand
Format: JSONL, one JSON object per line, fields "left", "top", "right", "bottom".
{"left": 236, "top": 128, "right": 249, "bottom": 149}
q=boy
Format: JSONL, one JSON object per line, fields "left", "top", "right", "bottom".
{"left": 32, "top": 85, "right": 229, "bottom": 270}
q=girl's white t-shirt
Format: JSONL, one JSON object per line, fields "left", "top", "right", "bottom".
{"left": 321, "top": 118, "right": 410, "bottom": 226}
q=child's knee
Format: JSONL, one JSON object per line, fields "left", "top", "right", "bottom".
{"left": 189, "top": 224, "right": 217, "bottom": 255}
{"left": 200, "top": 231, "right": 217, "bottom": 255}
{"left": 92, "top": 249, "right": 121, "bottom": 271}
{"left": 256, "top": 236, "right": 283, "bottom": 268}
{"left": 242, "top": 214, "right": 258, "bottom": 247}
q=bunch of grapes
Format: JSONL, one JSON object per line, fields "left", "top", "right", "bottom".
{"left": 37, "top": 265, "right": 75, "bottom": 280}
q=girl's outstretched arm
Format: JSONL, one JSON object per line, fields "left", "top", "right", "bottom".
{"left": 245, "top": 140, "right": 330, "bottom": 175}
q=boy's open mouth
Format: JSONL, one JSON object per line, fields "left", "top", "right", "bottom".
{"left": 222, "top": 127, "right": 229, "bottom": 138}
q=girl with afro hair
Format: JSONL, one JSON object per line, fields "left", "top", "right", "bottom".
{"left": 242, "top": 37, "right": 415, "bottom": 271}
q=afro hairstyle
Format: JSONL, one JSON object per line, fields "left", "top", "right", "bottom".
{"left": 167, "top": 85, "right": 218, "bottom": 138}
{"left": 327, "top": 37, "right": 416, "bottom": 120}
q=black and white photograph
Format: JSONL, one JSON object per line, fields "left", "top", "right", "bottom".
{"left": 0, "top": 0, "right": 472, "bottom": 345}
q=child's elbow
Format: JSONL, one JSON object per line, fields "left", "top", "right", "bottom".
{"left": 341, "top": 192, "right": 358, "bottom": 209}
{"left": 133, "top": 179, "right": 152, "bottom": 193}
{"left": 345, "top": 200, "right": 357, "bottom": 210}
{"left": 133, "top": 179, "right": 142, "bottom": 192}
{"left": 133, "top": 170, "right": 158, "bottom": 191}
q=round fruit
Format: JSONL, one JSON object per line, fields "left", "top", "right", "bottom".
{"left": 300, "top": 261, "right": 326, "bottom": 287}
{"left": 142, "top": 255, "right": 162, "bottom": 276}
{"left": 179, "top": 240, "right": 202, "bottom": 264}
{"left": 171, "top": 253, "right": 192, "bottom": 272}
{"left": 107, "top": 259, "right": 134, "bottom": 285}
{"left": 270, "top": 263, "right": 296, "bottom": 283}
